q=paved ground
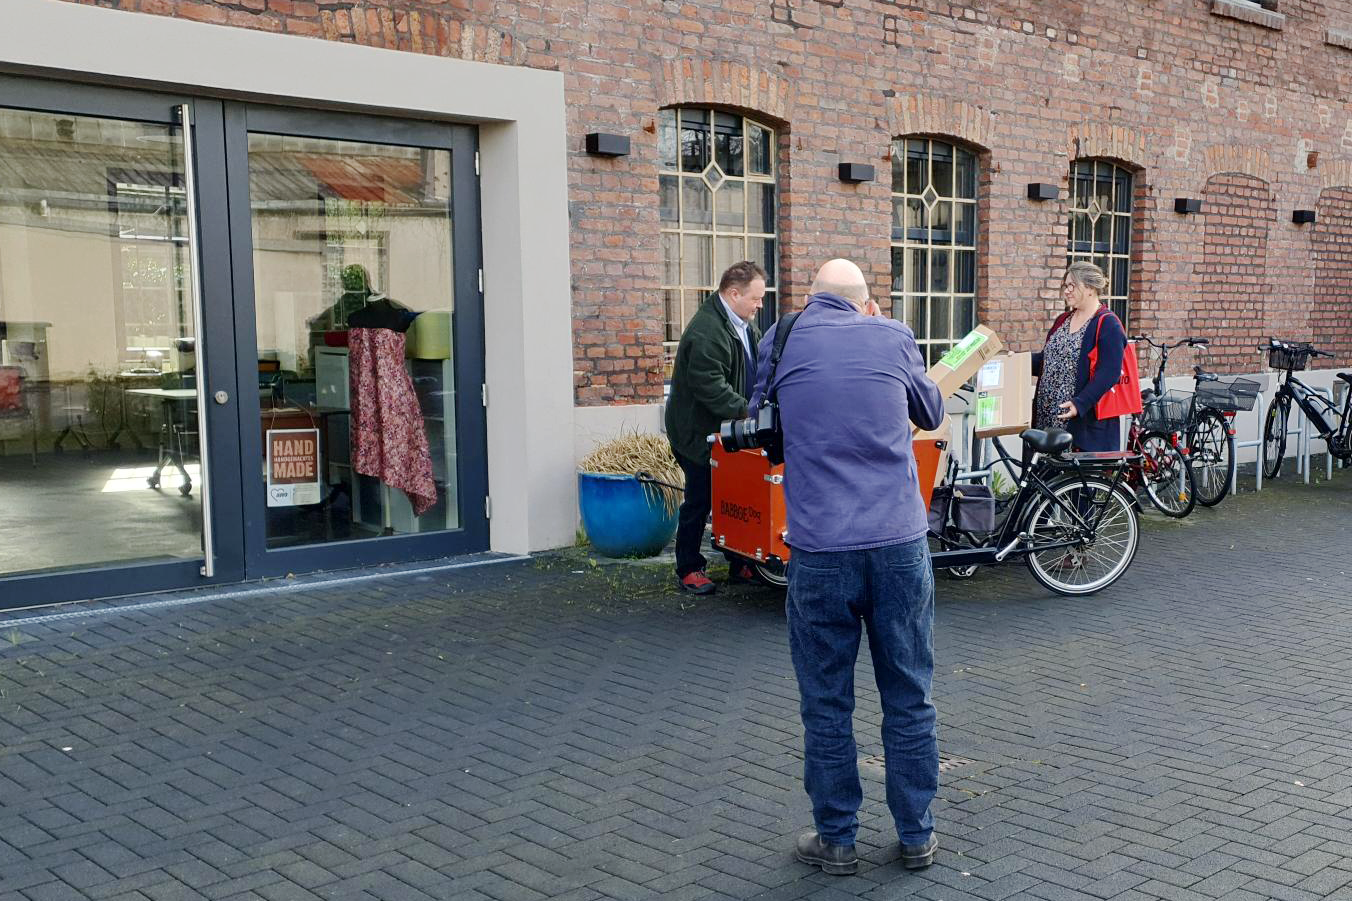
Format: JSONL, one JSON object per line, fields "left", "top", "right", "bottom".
{"left": 2, "top": 468, "right": 1352, "bottom": 901}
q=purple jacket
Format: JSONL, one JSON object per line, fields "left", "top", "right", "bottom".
{"left": 750, "top": 293, "right": 945, "bottom": 552}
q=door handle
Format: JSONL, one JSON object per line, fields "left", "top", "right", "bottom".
{"left": 177, "top": 103, "right": 215, "bottom": 579}
{"left": 214, "top": 390, "right": 229, "bottom": 405}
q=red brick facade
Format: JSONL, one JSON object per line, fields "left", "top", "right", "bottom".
{"left": 1313, "top": 187, "right": 1352, "bottom": 362}
{"left": 61, "top": 0, "right": 1352, "bottom": 399}
{"left": 1195, "top": 174, "right": 1275, "bottom": 371}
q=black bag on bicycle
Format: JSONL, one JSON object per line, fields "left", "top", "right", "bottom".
{"left": 927, "top": 484, "right": 996, "bottom": 534}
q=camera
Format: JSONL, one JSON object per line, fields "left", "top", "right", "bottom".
{"left": 719, "top": 401, "right": 785, "bottom": 465}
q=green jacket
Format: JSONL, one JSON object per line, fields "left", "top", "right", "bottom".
{"left": 665, "top": 294, "right": 762, "bottom": 463}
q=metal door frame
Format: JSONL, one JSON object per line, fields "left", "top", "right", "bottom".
{"left": 223, "top": 103, "right": 488, "bottom": 578}
{"left": 0, "top": 74, "right": 246, "bottom": 610}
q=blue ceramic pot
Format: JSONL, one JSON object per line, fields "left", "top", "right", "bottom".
{"left": 578, "top": 472, "right": 679, "bottom": 558}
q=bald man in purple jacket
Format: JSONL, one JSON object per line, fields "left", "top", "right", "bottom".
{"left": 750, "top": 259, "right": 945, "bottom": 876}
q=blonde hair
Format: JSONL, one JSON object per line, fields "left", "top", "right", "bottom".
{"left": 1064, "top": 261, "right": 1108, "bottom": 294}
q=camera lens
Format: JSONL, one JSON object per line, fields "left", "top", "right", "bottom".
{"left": 719, "top": 416, "right": 758, "bottom": 452}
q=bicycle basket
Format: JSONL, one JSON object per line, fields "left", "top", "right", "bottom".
{"left": 1139, "top": 389, "right": 1192, "bottom": 433}
{"left": 927, "top": 484, "right": 996, "bottom": 534}
{"left": 1268, "top": 344, "right": 1312, "bottom": 371}
{"left": 1195, "top": 377, "right": 1260, "bottom": 413}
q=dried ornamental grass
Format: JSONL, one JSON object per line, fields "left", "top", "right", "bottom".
{"left": 579, "top": 430, "right": 685, "bottom": 515}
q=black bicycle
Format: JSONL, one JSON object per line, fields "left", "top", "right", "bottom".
{"left": 928, "top": 428, "right": 1141, "bottom": 596}
{"left": 1133, "top": 334, "right": 1260, "bottom": 508}
{"left": 1261, "top": 339, "right": 1352, "bottom": 479}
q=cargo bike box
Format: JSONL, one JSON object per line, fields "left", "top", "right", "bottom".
{"left": 710, "top": 421, "right": 951, "bottom": 586}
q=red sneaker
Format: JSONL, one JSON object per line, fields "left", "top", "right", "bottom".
{"left": 728, "top": 563, "right": 758, "bottom": 584}
{"left": 677, "top": 571, "right": 716, "bottom": 595}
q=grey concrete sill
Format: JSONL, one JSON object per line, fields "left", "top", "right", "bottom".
{"left": 1210, "top": 0, "right": 1284, "bottom": 30}
{"left": 1327, "top": 27, "right": 1352, "bottom": 50}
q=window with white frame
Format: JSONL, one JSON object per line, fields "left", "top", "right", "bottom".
{"left": 658, "top": 108, "right": 777, "bottom": 374}
{"left": 1067, "top": 159, "right": 1133, "bottom": 326}
{"left": 889, "top": 137, "right": 978, "bottom": 366}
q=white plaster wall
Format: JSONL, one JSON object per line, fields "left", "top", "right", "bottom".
{"left": 573, "top": 403, "right": 665, "bottom": 466}
{"left": 0, "top": 0, "right": 577, "bottom": 554}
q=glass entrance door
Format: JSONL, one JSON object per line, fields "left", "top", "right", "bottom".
{"left": 0, "top": 80, "right": 487, "bottom": 608}
{"left": 0, "top": 79, "right": 244, "bottom": 607}
{"left": 226, "top": 107, "right": 487, "bottom": 575}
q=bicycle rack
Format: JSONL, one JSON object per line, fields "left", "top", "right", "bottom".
{"left": 1254, "top": 383, "right": 1343, "bottom": 488}
{"left": 1233, "top": 390, "right": 1266, "bottom": 495}
{"left": 1302, "top": 386, "right": 1338, "bottom": 484}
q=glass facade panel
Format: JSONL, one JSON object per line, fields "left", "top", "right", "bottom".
{"left": 0, "top": 106, "right": 202, "bottom": 576}
{"left": 680, "top": 109, "right": 709, "bottom": 173}
{"left": 713, "top": 111, "right": 744, "bottom": 177}
{"left": 1067, "top": 159, "right": 1133, "bottom": 328}
{"left": 715, "top": 180, "right": 745, "bottom": 230}
{"left": 681, "top": 178, "right": 711, "bottom": 228}
{"left": 657, "top": 109, "right": 678, "bottom": 171}
{"left": 246, "top": 133, "right": 460, "bottom": 547}
{"left": 890, "top": 137, "right": 978, "bottom": 365}
{"left": 661, "top": 109, "right": 778, "bottom": 373}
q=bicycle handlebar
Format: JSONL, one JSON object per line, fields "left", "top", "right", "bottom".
{"left": 1131, "top": 334, "right": 1209, "bottom": 350}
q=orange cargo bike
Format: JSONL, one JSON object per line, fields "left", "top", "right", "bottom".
{"left": 711, "top": 427, "right": 1143, "bottom": 596}
{"left": 709, "top": 433, "right": 948, "bottom": 587}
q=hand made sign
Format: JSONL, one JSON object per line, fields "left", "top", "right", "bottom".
{"left": 266, "top": 428, "right": 322, "bottom": 507}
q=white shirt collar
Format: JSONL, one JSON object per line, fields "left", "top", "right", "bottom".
{"left": 718, "top": 293, "right": 749, "bottom": 333}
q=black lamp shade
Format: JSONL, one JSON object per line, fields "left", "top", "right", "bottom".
{"left": 838, "top": 162, "right": 875, "bottom": 183}
{"left": 585, "top": 132, "right": 629, "bottom": 157}
{"left": 1027, "top": 183, "right": 1059, "bottom": 201}
{"left": 1174, "top": 198, "right": 1202, "bottom": 214}
{"left": 1293, "top": 209, "right": 1316, "bottom": 224}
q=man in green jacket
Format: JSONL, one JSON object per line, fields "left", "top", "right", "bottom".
{"left": 665, "top": 261, "right": 766, "bottom": 594}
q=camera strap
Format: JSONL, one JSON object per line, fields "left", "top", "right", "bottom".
{"left": 766, "top": 311, "right": 802, "bottom": 405}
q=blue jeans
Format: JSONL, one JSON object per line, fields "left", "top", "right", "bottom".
{"left": 786, "top": 536, "right": 937, "bottom": 846}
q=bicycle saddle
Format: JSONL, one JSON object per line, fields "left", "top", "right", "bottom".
{"left": 1193, "top": 365, "right": 1219, "bottom": 383}
{"left": 1019, "top": 428, "right": 1073, "bottom": 456}
{"left": 1339, "top": 372, "right": 1352, "bottom": 386}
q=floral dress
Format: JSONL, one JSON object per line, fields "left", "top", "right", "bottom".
{"left": 349, "top": 327, "right": 438, "bottom": 516}
{"left": 1035, "top": 318, "right": 1089, "bottom": 431}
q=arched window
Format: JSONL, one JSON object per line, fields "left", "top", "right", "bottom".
{"left": 658, "top": 108, "right": 777, "bottom": 374}
{"left": 1067, "top": 160, "right": 1133, "bottom": 325}
{"left": 890, "top": 137, "right": 978, "bottom": 366}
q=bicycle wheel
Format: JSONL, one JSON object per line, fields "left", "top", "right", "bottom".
{"left": 1263, "top": 396, "right": 1288, "bottom": 479}
{"left": 754, "top": 558, "right": 788, "bottom": 588}
{"left": 1139, "top": 431, "right": 1196, "bottom": 518}
{"left": 1026, "top": 476, "right": 1140, "bottom": 595}
{"left": 1189, "top": 410, "right": 1235, "bottom": 507}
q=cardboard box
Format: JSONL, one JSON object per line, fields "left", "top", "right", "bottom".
{"left": 926, "top": 325, "right": 1004, "bottom": 399}
{"left": 972, "top": 352, "right": 1033, "bottom": 439}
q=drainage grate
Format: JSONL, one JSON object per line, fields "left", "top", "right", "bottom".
{"left": 859, "top": 753, "right": 975, "bottom": 773}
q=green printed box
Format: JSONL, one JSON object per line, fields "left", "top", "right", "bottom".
{"left": 926, "top": 325, "right": 1004, "bottom": 399}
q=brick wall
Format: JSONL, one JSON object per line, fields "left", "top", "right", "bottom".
{"left": 1194, "top": 174, "right": 1276, "bottom": 371}
{"left": 58, "top": 0, "right": 1352, "bottom": 397}
{"left": 1313, "top": 187, "right": 1352, "bottom": 362}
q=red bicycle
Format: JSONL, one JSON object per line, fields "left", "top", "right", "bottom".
{"left": 1124, "top": 336, "right": 1198, "bottom": 518}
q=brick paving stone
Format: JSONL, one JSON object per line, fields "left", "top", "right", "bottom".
{"left": 2, "top": 475, "right": 1352, "bottom": 900}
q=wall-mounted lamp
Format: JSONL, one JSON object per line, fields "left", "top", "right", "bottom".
{"left": 1292, "top": 209, "right": 1317, "bottom": 224}
{"left": 1026, "top": 183, "right": 1059, "bottom": 201}
{"left": 1174, "top": 198, "right": 1202, "bottom": 214}
{"left": 838, "top": 163, "right": 875, "bottom": 183}
{"left": 585, "top": 132, "right": 630, "bottom": 157}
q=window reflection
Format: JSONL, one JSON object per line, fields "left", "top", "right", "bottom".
{"left": 247, "top": 134, "right": 460, "bottom": 547}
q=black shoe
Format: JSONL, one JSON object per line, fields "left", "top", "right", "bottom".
{"left": 795, "top": 830, "right": 858, "bottom": 876}
{"left": 900, "top": 834, "right": 938, "bottom": 870}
